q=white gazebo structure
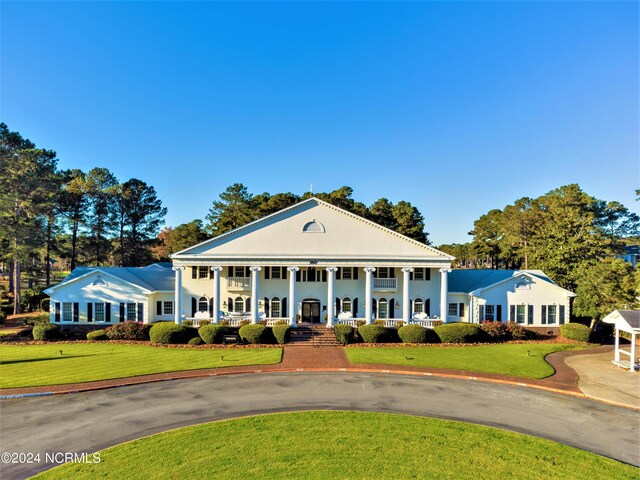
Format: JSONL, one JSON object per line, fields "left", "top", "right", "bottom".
{"left": 603, "top": 310, "right": 640, "bottom": 372}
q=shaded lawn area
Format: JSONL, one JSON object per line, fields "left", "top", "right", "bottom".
{"left": 345, "top": 343, "right": 581, "bottom": 379}
{"left": 0, "top": 344, "right": 282, "bottom": 388}
{"left": 34, "top": 411, "right": 637, "bottom": 480}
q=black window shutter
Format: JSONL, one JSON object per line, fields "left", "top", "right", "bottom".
{"left": 425, "top": 298, "right": 431, "bottom": 316}
{"left": 296, "top": 269, "right": 301, "bottom": 282}
{"left": 245, "top": 266, "right": 251, "bottom": 277}
{"left": 496, "top": 305, "right": 502, "bottom": 322}
{"left": 245, "top": 298, "right": 251, "bottom": 312}
{"left": 191, "top": 297, "right": 196, "bottom": 317}
{"left": 192, "top": 266, "right": 197, "bottom": 279}
{"left": 410, "top": 299, "right": 414, "bottom": 314}
{"left": 559, "top": 305, "right": 566, "bottom": 325}
{"left": 527, "top": 305, "right": 534, "bottom": 325}
{"left": 264, "top": 297, "right": 270, "bottom": 317}
{"left": 459, "top": 303, "right": 464, "bottom": 317}
{"left": 282, "top": 297, "right": 288, "bottom": 317}
{"left": 87, "top": 303, "right": 93, "bottom": 323}
{"left": 478, "top": 305, "right": 484, "bottom": 322}
{"left": 336, "top": 297, "right": 341, "bottom": 314}
{"left": 426, "top": 268, "right": 431, "bottom": 281}
{"left": 265, "top": 267, "right": 270, "bottom": 279}
{"left": 390, "top": 268, "right": 395, "bottom": 278}
{"left": 353, "top": 268, "right": 358, "bottom": 280}
{"left": 227, "top": 266, "right": 233, "bottom": 277}
{"left": 73, "top": 302, "right": 79, "bottom": 322}
{"left": 282, "top": 267, "right": 287, "bottom": 280}
{"left": 228, "top": 297, "right": 233, "bottom": 312}
{"left": 353, "top": 298, "right": 358, "bottom": 316}
{"left": 541, "top": 305, "right": 547, "bottom": 325}
{"left": 120, "top": 303, "right": 125, "bottom": 322}
{"left": 509, "top": 305, "right": 515, "bottom": 322}
{"left": 55, "top": 302, "right": 61, "bottom": 322}
{"left": 156, "top": 301, "right": 162, "bottom": 315}
{"left": 106, "top": 303, "right": 111, "bottom": 322}
{"left": 138, "top": 303, "right": 144, "bottom": 322}
{"left": 322, "top": 270, "right": 327, "bottom": 282}
{"left": 336, "top": 268, "right": 341, "bottom": 280}
{"left": 389, "top": 299, "right": 395, "bottom": 319}
{"left": 372, "top": 299, "right": 377, "bottom": 316}
{"left": 410, "top": 271, "right": 414, "bottom": 281}
{"left": 209, "top": 298, "right": 214, "bottom": 316}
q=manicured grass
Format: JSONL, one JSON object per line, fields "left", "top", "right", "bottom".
{"left": 34, "top": 411, "right": 636, "bottom": 480}
{"left": 345, "top": 343, "right": 580, "bottom": 379}
{"left": 0, "top": 344, "right": 282, "bottom": 388}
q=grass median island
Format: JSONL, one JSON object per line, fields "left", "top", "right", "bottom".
{"left": 0, "top": 344, "right": 282, "bottom": 388}
{"left": 345, "top": 343, "right": 580, "bottom": 379}
{"left": 34, "top": 411, "right": 637, "bottom": 480}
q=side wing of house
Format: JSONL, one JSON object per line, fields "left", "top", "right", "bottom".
{"left": 471, "top": 274, "right": 574, "bottom": 326}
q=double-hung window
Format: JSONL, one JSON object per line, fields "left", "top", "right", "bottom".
{"left": 377, "top": 267, "right": 389, "bottom": 279}
{"left": 485, "top": 305, "right": 495, "bottom": 321}
{"left": 271, "top": 267, "right": 281, "bottom": 279}
{"left": 448, "top": 303, "right": 458, "bottom": 316}
{"left": 342, "top": 297, "right": 352, "bottom": 313}
{"left": 271, "top": 297, "right": 281, "bottom": 318}
{"left": 516, "top": 305, "right": 526, "bottom": 324}
{"left": 414, "top": 298, "right": 423, "bottom": 313}
{"left": 198, "top": 266, "right": 209, "bottom": 279}
{"left": 126, "top": 303, "right": 137, "bottom": 321}
{"left": 163, "top": 301, "right": 174, "bottom": 315}
{"left": 235, "top": 266, "right": 246, "bottom": 278}
{"left": 547, "top": 305, "right": 557, "bottom": 324}
{"left": 234, "top": 297, "right": 244, "bottom": 312}
{"left": 62, "top": 302, "right": 73, "bottom": 322}
{"left": 94, "top": 302, "right": 105, "bottom": 322}
{"left": 378, "top": 299, "right": 388, "bottom": 319}
{"left": 341, "top": 268, "right": 352, "bottom": 280}
{"left": 414, "top": 268, "right": 424, "bottom": 280}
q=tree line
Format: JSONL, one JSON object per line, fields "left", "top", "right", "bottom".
{"left": 0, "top": 123, "right": 167, "bottom": 314}
{"left": 438, "top": 184, "right": 640, "bottom": 321}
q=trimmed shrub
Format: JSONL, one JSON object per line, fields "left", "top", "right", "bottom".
{"left": 23, "top": 313, "right": 50, "bottom": 326}
{"left": 334, "top": 324, "right": 355, "bottom": 345}
{"left": 273, "top": 319, "right": 289, "bottom": 326}
{"left": 86, "top": 329, "right": 108, "bottom": 341}
{"left": 219, "top": 320, "right": 230, "bottom": 326}
{"left": 149, "top": 323, "right": 188, "bottom": 344}
{"left": 505, "top": 321, "right": 531, "bottom": 340}
{"left": 188, "top": 337, "right": 204, "bottom": 345}
{"left": 398, "top": 324, "right": 427, "bottom": 343}
{"left": 0, "top": 310, "right": 6, "bottom": 325}
{"left": 373, "top": 320, "right": 386, "bottom": 327}
{"left": 239, "top": 324, "right": 267, "bottom": 344}
{"left": 358, "top": 324, "right": 387, "bottom": 343}
{"left": 198, "top": 324, "right": 229, "bottom": 344}
{"left": 182, "top": 320, "right": 193, "bottom": 327}
{"left": 394, "top": 320, "right": 404, "bottom": 329}
{"left": 355, "top": 320, "right": 366, "bottom": 327}
{"left": 106, "top": 321, "right": 151, "bottom": 340}
{"left": 480, "top": 321, "right": 511, "bottom": 341}
{"left": 198, "top": 320, "right": 211, "bottom": 327}
{"left": 33, "top": 324, "right": 60, "bottom": 341}
{"left": 560, "top": 323, "right": 592, "bottom": 342}
{"left": 239, "top": 319, "right": 251, "bottom": 327}
{"left": 435, "top": 322, "right": 486, "bottom": 343}
{"left": 272, "top": 324, "right": 291, "bottom": 344}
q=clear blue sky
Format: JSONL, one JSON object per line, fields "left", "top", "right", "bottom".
{"left": 2, "top": 1, "right": 638, "bottom": 245}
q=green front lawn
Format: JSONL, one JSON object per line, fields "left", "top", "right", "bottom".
{"left": 346, "top": 344, "right": 580, "bottom": 379}
{"left": 0, "top": 344, "right": 282, "bottom": 388}
{"left": 34, "top": 411, "right": 636, "bottom": 480}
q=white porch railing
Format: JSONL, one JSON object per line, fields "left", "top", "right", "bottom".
{"left": 265, "top": 317, "right": 289, "bottom": 326}
{"left": 184, "top": 317, "right": 216, "bottom": 328}
{"left": 336, "top": 318, "right": 367, "bottom": 327}
{"left": 227, "top": 277, "right": 251, "bottom": 289}
{"left": 373, "top": 278, "right": 397, "bottom": 290}
{"left": 410, "top": 319, "right": 440, "bottom": 329}
{"left": 334, "top": 318, "right": 441, "bottom": 329}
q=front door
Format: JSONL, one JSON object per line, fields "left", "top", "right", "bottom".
{"left": 302, "top": 301, "right": 321, "bottom": 323}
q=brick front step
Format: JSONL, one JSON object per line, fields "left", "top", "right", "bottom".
{"left": 289, "top": 325, "right": 340, "bottom": 346}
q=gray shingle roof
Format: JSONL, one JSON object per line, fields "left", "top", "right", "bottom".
{"left": 53, "top": 263, "right": 174, "bottom": 292}
{"left": 448, "top": 269, "right": 554, "bottom": 293}
{"left": 616, "top": 310, "right": 640, "bottom": 330}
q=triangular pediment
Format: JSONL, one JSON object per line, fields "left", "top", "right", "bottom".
{"left": 173, "top": 198, "right": 453, "bottom": 262}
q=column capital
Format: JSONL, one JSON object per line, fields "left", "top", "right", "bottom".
{"left": 287, "top": 266, "right": 300, "bottom": 272}
{"left": 401, "top": 267, "right": 414, "bottom": 273}
{"left": 363, "top": 267, "right": 376, "bottom": 273}
{"left": 439, "top": 268, "right": 452, "bottom": 274}
{"left": 249, "top": 266, "right": 262, "bottom": 272}
{"left": 325, "top": 267, "right": 338, "bottom": 273}
{"left": 210, "top": 266, "right": 223, "bottom": 272}
{"left": 172, "top": 266, "right": 185, "bottom": 272}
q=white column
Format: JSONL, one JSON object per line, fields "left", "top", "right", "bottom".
{"left": 401, "top": 267, "right": 413, "bottom": 323}
{"left": 630, "top": 333, "right": 636, "bottom": 372}
{"left": 288, "top": 267, "right": 299, "bottom": 327}
{"left": 364, "top": 267, "right": 376, "bottom": 324}
{"left": 172, "top": 266, "right": 184, "bottom": 324}
{"left": 210, "top": 266, "right": 222, "bottom": 324}
{"left": 250, "top": 266, "right": 261, "bottom": 324}
{"left": 439, "top": 268, "right": 451, "bottom": 322}
{"left": 326, "top": 267, "right": 338, "bottom": 328}
{"left": 614, "top": 328, "right": 620, "bottom": 363}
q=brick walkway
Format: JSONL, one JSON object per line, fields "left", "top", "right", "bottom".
{"left": 0, "top": 345, "right": 614, "bottom": 401}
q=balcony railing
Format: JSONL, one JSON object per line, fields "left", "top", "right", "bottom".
{"left": 373, "top": 278, "right": 397, "bottom": 290}
{"left": 227, "top": 277, "right": 251, "bottom": 290}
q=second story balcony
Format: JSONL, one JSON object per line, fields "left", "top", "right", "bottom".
{"left": 227, "top": 277, "right": 251, "bottom": 291}
{"left": 373, "top": 278, "right": 397, "bottom": 291}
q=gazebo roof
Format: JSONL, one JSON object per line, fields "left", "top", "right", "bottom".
{"left": 603, "top": 310, "right": 640, "bottom": 333}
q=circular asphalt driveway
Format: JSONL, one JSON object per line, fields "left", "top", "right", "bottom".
{"left": 1, "top": 372, "right": 638, "bottom": 478}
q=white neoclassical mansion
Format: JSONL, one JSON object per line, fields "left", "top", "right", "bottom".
{"left": 45, "top": 198, "right": 575, "bottom": 328}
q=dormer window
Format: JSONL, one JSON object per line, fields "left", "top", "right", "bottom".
{"left": 302, "top": 220, "right": 325, "bottom": 233}
{"left": 515, "top": 280, "right": 530, "bottom": 290}
{"left": 92, "top": 278, "right": 107, "bottom": 287}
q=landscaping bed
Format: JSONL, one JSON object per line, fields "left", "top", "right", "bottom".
{"left": 33, "top": 411, "right": 637, "bottom": 480}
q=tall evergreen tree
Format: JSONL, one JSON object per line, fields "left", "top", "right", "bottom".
{"left": 85, "top": 167, "right": 118, "bottom": 265}
{"left": 58, "top": 169, "right": 88, "bottom": 270}
{"left": 205, "top": 183, "right": 255, "bottom": 235}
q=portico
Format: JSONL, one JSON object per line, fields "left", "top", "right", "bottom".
{"left": 170, "top": 197, "right": 454, "bottom": 328}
